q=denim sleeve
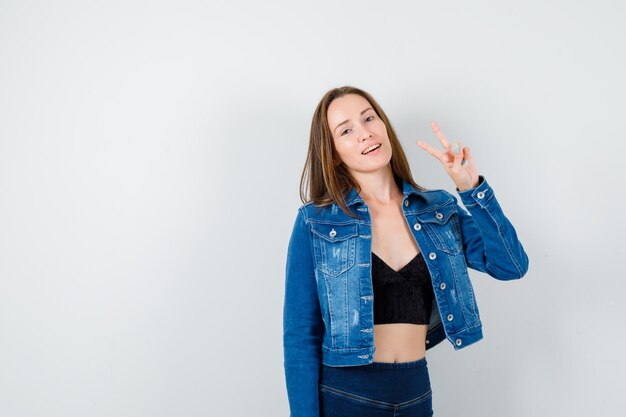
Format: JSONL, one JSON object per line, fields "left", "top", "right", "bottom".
{"left": 448, "top": 175, "right": 530, "bottom": 280}
{"left": 283, "top": 207, "right": 324, "bottom": 417}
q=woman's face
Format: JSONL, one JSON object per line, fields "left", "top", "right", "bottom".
{"left": 327, "top": 94, "right": 392, "bottom": 175}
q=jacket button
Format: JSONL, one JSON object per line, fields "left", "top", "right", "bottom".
{"left": 426, "top": 339, "right": 430, "bottom": 344}
{"left": 439, "top": 282, "right": 446, "bottom": 290}
{"left": 413, "top": 223, "right": 422, "bottom": 231}
{"left": 455, "top": 338, "right": 462, "bottom": 346}
{"left": 404, "top": 200, "right": 409, "bottom": 207}
{"left": 429, "top": 252, "right": 436, "bottom": 260}
{"left": 447, "top": 314, "right": 454, "bottom": 321}
{"left": 435, "top": 212, "right": 443, "bottom": 220}
{"left": 477, "top": 191, "right": 485, "bottom": 199}
{"left": 329, "top": 229, "right": 337, "bottom": 238}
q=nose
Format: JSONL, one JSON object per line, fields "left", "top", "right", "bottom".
{"left": 360, "top": 130, "right": 373, "bottom": 141}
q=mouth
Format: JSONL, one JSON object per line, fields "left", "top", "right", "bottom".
{"left": 362, "top": 143, "right": 381, "bottom": 155}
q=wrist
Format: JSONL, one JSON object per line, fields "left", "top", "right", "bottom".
{"left": 456, "top": 176, "right": 482, "bottom": 193}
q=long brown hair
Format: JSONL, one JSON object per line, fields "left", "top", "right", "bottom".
{"left": 299, "top": 86, "right": 428, "bottom": 219}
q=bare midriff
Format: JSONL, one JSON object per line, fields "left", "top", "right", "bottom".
{"left": 372, "top": 323, "right": 428, "bottom": 363}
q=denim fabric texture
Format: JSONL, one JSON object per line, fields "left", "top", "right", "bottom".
{"left": 319, "top": 357, "right": 432, "bottom": 417}
{"left": 283, "top": 175, "right": 529, "bottom": 417}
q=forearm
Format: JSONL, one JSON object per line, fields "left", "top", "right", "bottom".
{"left": 451, "top": 175, "right": 530, "bottom": 280}
{"left": 283, "top": 208, "right": 324, "bottom": 416}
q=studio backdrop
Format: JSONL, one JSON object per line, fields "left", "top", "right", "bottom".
{"left": 0, "top": 1, "right": 624, "bottom": 416}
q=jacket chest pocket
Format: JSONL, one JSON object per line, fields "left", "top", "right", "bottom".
{"left": 311, "top": 222, "right": 358, "bottom": 277}
{"left": 417, "top": 204, "right": 463, "bottom": 255}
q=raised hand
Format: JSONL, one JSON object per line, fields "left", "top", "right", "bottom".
{"left": 416, "top": 121, "right": 480, "bottom": 192}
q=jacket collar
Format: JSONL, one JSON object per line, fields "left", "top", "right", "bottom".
{"left": 345, "top": 178, "right": 425, "bottom": 207}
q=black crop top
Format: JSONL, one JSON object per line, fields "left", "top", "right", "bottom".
{"left": 371, "top": 251, "right": 434, "bottom": 325}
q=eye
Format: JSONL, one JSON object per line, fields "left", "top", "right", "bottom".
{"left": 340, "top": 116, "right": 375, "bottom": 136}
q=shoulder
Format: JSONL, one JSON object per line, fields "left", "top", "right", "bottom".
{"left": 297, "top": 201, "right": 316, "bottom": 215}
{"left": 298, "top": 201, "right": 332, "bottom": 222}
{"left": 410, "top": 187, "right": 458, "bottom": 210}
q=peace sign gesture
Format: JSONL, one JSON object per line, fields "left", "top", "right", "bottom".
{"left": 416, "top": 121, "right": 480, "bottom": 192}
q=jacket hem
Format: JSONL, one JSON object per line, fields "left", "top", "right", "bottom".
{"left": 449, "top": 325, "right": 484, "bottom": 350}
{"left": 321, "top": 345, "right": 377, "bottom": 367}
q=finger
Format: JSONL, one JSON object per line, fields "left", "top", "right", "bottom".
{"left": 461, "top": 146, "right": 470, "bottom": 167}
{"left": 452, "top": 141, "right": 463, "bottom": 169}
{"left": 462, "top": 146, "right": 472, "bottom": 166}
{"left": 416, "top": 140, "right": 445, "bottom": 162}
{"left": 431, "top": 121, "right": 451, "bottom": 153}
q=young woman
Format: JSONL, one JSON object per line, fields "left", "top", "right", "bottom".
{"left": 283, "top": 86, "right": 529, "bottom": 417}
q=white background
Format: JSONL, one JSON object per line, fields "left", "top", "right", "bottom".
{"left": 1, "top": 1, "right": 624, "bottom": 416}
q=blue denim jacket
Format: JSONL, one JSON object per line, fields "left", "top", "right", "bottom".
{"left": 283, "top": 175, "right": 529, "bottom": 417}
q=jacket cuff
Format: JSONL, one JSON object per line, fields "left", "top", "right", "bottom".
{"left": 456, "top": 175, "right": 491, "bottom": 207}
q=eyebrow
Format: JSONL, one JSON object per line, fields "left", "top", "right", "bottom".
{"left": 333, "top": 107, "right": 374, "bottom": 134}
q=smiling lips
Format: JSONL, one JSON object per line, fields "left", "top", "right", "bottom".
{"left": 362, "top": 143, "right": 381, "bottom": 155}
